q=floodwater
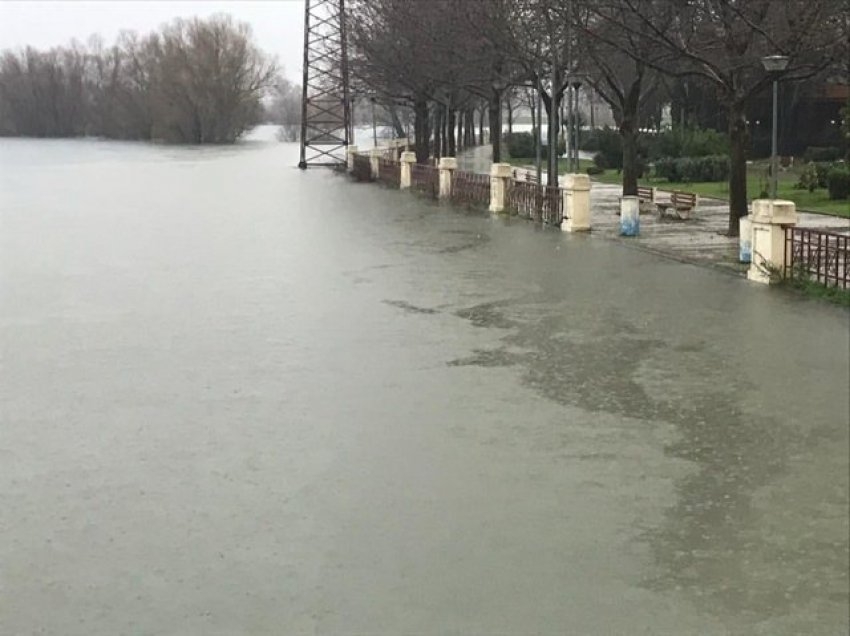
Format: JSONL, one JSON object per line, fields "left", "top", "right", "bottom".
{"left": 1, "top": 126, "right": 848, "bottom": 635}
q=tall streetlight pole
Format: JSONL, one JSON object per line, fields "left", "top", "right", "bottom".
{"left": 761, "top": 55, "right": 790, "bottom": 199}
{"left": 572, "top": 79, "right": 582, "bottom": 173}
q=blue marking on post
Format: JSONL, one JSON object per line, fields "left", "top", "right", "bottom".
{"left": 620, "top": 214, "right": 639, "bottom": 236}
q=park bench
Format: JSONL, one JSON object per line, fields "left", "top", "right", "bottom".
{"left": 512, "top": 168, "right": 538, "bottom": 184}
{"left": 637, "top": 185, "right": 655, "bottom": 213}
{"left": 656, "top": 190, "right": 697, "bottom": 220}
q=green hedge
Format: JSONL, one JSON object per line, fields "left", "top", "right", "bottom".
{"left": 803, "top": 146, "right": 842, "bottom": 163}
{"left": 505, "top": 131, "right": 565, "bottom": 159}
{"left": 585, "top": 127, "right": 622, "bottom": 170}
{"left": 647, "top": 127, "right": 728, "bottom": 160}
{"left": 654, "top": 155, "right": 730, "bottom": 182}
{"left": 827, "top": 167, "right": 850, "bottom": 200}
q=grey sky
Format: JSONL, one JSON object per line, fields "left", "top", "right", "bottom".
{"left": 0, "top": 0, "right": 306, "bottom": 81}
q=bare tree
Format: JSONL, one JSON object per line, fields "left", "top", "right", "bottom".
{"left": 586, "top": 0, "right": 844, "bottom": 235}
{"left": 268, "top": 76, "right": 302, "bottom": 141}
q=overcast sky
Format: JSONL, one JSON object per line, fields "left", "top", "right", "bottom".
{"left": 0, "top": 0, "right": 306, "bottom": 81}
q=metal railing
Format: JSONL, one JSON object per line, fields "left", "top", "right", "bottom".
{"left": 377, "top": 157, "right": 400, "bottom": 188}
{"left": 786, "top": 227, "right": 850, "bottom": 289}
{"left": 411, "top": 163, "right": 439, "bottom": 199}
{"left": 450, "top": 170, "right": 490, "bottom": 208}
{"left": 352, "top": 154, "right": 373, "bottom": 182}
{"left": 507, "top": 180, "right": 563, "bottom": 225}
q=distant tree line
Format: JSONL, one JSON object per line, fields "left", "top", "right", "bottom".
{"left": 0, "top": 15, "right": 276, "bottom": 144}
{"left": 265, "top": 76, "right": 302, "bottom": 141}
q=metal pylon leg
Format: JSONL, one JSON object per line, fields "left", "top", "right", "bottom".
{"left": 298, "top": 0, "right": 351, "bottom": 169}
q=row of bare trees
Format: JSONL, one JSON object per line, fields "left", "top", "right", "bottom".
{"left": 0, "top": 15, "right": 276, "bottom": 144}
{"left": 348, "top": 0, "right": 846, "bottom": 234}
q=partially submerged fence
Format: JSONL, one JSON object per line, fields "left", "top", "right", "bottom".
{"left": 785, "top": 227, "right": 849, "bottom": 289}
{"left": 450, "top": 170, "right": 490, "bottom": 208}
{"left": 507, "top": 180, "right": 563, "bottom": 225}
{"left": 411, "top": 163, "right": 439, "bottom": 199}
{"left": 352, "top": 154, "right": 373, "bottom": 182}
{"left": 377, "top": 157, "right": 400, "bottom": 188}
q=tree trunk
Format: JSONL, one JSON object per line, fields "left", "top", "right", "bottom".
{"left": 448, "top": 108, "right": 457, "bottom": 156}
{"left": 433, "top": 106, "right": 443, "bottom": 159}
{"left": 507, "top": 96, "right": 513, "bottom": 134}
{"left": 478, "top": 107, "right": 485, "bottom": 145}
{"left": 619, "top": 72, "right": 643, "bottom": 197}
{"left": 489, "top": 90, "right": 502, "bottom": 163}
{"left": 530, "top": 97, "right": 536, "bottom": 149}
{"left": 413, "top": 97, "right": 429, "bottom": 164}
{"left": 456, "top": 110, "right": 463, "bottom": 153}
{"left": 388, "top": 104, "right": 406, "bottom": 138}
{"left": 441, "top": 105, "right": 449, "bottom": 156}
{"left": 621, "top": 121, "right": 638, "bottom": 196}
{"left": 727, "top": 100, "right": 749, "bottom": 236}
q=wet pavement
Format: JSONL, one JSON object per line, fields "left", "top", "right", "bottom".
{"left": 1, "top": 128, "right": 848, "bottom": 634}
{"left": 458, "top": 144, "right": 850, "bottom": 275}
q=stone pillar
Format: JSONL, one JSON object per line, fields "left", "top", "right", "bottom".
{"left": 347, "top": 145, "right": 358, "bottom": 173}
{"left": 369, "top": 148, "right": 381, "bottom": 180}
{"left": 562, "top": 173, "right": 591, "bottom": 232}
{"left": 739, "top": 215, "right": 753, "bottom": 263}
{"left": 400, "top": 151, "right": 415, "bottom": 190}
{"left": 620, "top": 196, "right": 640, "bottom": 236}
{"left": 438, "top": 156, "right": 457, "bottom": 200}
{"left": 489, "top": 163, "right": 513, "bottom": 214}
{"left": 747, "top": 199, "right": 797, "bottom": 284}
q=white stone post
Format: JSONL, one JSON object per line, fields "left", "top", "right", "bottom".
{"left": 739, "top": 215, "right": 753, "bottom": 263}
{"left": 747, "top": 199, "right": 797, "bottom": 284}
{"left": 347, "top": 145, "right": 358, "bottom": 173}
{"left": 620, "top": 196, "right": 640, "bottom": 236}
{"left": 369, "top": 148, "right": 381, "bottom": 180}
{"left": 400, "top": 151, "right": 415, "bottom": 190}
{"left": 438, "top": 156, "right": 457, "bottom": 200}
{"left": 489, "top": 163, "right": 513, "bottom": 214}
{"left": 562, "top": 173, "right": 591, "bottom": 232}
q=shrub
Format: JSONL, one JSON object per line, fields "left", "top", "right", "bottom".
{"left": 505, "top": 131, "right": 565, "bottom": 158}
{"left": 586, "top": 165, "right": 604, "bottom": 175}
{"left": 796, "top": 161, "right": 819, "bottom": 192}
{"left": 813, "top": 162, "right": 836, "bottom": 189}
{"left": 580, "top": 131, "right": 600, "bottom": 152}
{"left": 589, "top": 126, "right": 623, "bottom": 170}
{"left": 647, "top": 126, "right": 728, "bottom": 160}
{"left": 654, "top": 155, "right": 730, "bottom": 182}
{"left": 505, "top": 132, "right": 535, "bottom": 158}
{"left": 803, "top": 146, "right": 842, "bottom": 163}
{"left": 541, "top": 136, "right": 566, "bottom": 158}
{"left": 827, "top": 167, "right": 850, "bottom": 200}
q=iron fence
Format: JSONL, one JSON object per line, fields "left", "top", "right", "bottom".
{"left": 785, "top": 227, "right": 850, "bottom": 289}
{"left": 352, "top": 154, "right": 373, "bottom": 182}
{"left": 411, "top": 163, "right": 439, "bottom": 199}
{"left": 507, "top": 180, "right": 563, "bottom": 225}
{"left": 450, "top": 170, "right": 490, "bottom": 209}
{"left": 377, "top": 157, "right": 400, "bottom": 188}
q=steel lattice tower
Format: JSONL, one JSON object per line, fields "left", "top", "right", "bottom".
{"left": 298, "top": 0, "right": 351, "bottom": 169}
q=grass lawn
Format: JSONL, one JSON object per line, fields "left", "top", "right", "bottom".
{"left": 507, "top": 156, "right": 850, "bottom": 218}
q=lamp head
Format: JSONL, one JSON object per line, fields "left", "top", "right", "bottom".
{"left": 761, "top": 55, "right": 790, "bottom": 73}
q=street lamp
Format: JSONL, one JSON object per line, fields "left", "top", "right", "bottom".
{"left": 572, "top": 79, "right": 582, "bottom": 173}
{"left": 370, "top": 95, "right": 378, "bottom": 148}
{"left": 761, "top": 54, "right": 790, "bottom": 199}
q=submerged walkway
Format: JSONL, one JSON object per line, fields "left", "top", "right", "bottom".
{"left": 457, "top": 145, "right": 850, "bottom": 274}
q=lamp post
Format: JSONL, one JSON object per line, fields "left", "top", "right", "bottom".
{"left": 572, "top": 79, "right": 582, "bottom": 173}
{"left": 761, "top": 55, "right": 789, "bottom": 199}
{"left": 370, "top": 95, "right": 378, "bottom": 148}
